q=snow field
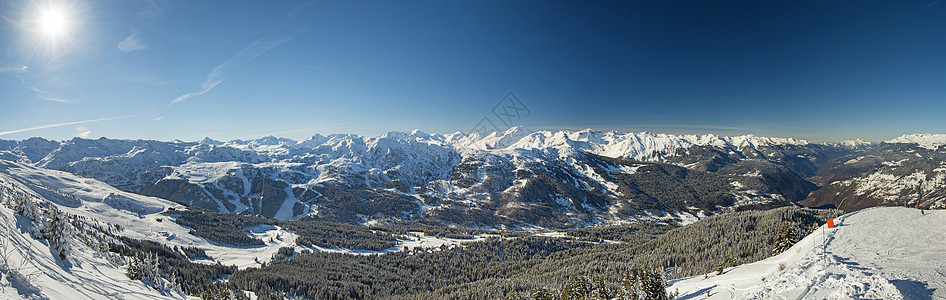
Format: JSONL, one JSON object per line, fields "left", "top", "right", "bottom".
{"left": 668, "top": 207, "right": 945, "bottom": 299}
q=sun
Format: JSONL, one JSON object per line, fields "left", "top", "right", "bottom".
{"left": 35, "top": 5, "right": 72, "bottom": 40}
{"left": 38, "top": 7, "right": 69, "bottom": 39}
{"left": 22, "top": 1, "right": 86, "bottom": 56}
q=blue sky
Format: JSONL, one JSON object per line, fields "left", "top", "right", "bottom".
{"left": 1, "top": 0, "right": 944, "bottom": 142}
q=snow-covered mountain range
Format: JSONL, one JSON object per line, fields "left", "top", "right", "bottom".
{"left": 1, "top": 128, "right": 943, "bottom": 228}
{"left": 4, "top": 149, "right": 945, "bottom": 299}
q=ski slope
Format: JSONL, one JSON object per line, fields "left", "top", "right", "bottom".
{"left": 669, "top": 207, "right": 945, "bottom": 299}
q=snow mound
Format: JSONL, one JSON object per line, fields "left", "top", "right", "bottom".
{"left": 669, "top": 207, "right": 946, "bottom": 299}
{"left": 886, "top": 134, "right": 946, "bottom": 149}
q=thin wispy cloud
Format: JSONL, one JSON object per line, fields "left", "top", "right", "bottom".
{"left": 286, "top": 1, "right": 316, "bottom": 20}
{"left": 170, "top": 79, "right": 222, "bottom": 105}
{"left": 137, "top": 0, "right": 165, "bottom": 19}
{"left": 0, "top": 116, "right": 132, "bottom": 137}
{"left": 0, "top": 64, "right": 28, "bottom": 73}
{"left": 167, "top": 36, "right": 293, "bottom": 109}
{"left": 75, "top": 126, "right": 92, "bottom": 138}
{"left": 913, "top": 0, "right": 941, "bottom": 18}
{"left": 28, "top": 87, "right": 72, "bottom": 103}
{"left": 118, "top": 30, "right": 148, "bottom": 52}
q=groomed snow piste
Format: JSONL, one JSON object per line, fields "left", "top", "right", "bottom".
{"left": 669, "top": 207, "right": 946, "bottom": 299}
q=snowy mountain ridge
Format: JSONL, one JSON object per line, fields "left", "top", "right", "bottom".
{"left": 449, "top": 127, "right": 811, "bottom": 161}
{"left": 886, "top": 133, "right": 946, "bottom": 150}
{"left": 0, "top": 128, "right": 866, "bottom": 227}
{"left": 195, "top": 127, "right": 812, "bottom": 161}
{"left": 5, "top": 129, "right": 943, "bottom": 228}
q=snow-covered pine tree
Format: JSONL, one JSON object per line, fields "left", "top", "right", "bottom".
{"left": 560, "top": 275, "right": 610, "bottom": 300}
{"left": 0, "top": 188, "right": 10, "bottom": 207}
{"left": 127, "top": 251, "right": 162, "bottom": 287}
{"left": 617, "top": 267, "right": 670, "bottom": 300}
{"left": 617, "top": 271, "right": 637, "bottom": 300}
{"left": 530, "top": 288, "right": 556, "bottom": 300}
{"left": 560, "top": 275, "right": 591, "bottom": 300}
{"left": 617, "top": 269, "right": 644, "bottom": 299}
{"left": 772, "top": 221, "right": 797, "bottom": 254}
{"left": 43, "top": 207, "right": 73, "bottom": 261}
{"left": 13, "top": 195, "right": 47, "bottom": 238}
{"left": 587, "top": 276, "right": 610, "bottom": 300}
{"left": 642, "top": 266, "right": 670, "bottom": 300}
{"left": 167, "top": 270, "right": 182, "bottom": 295}
{"left": 127, "top": 253, "right": 144, "bottom": 280}
{"left": 146, "top": 252, "right": 165, "bottom": 291}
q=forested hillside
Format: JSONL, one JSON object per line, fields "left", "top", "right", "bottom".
{"left": 223, "top": 207, "right": 839, "bottom": 299}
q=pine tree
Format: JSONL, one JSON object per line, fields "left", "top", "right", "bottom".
{"left": 560, "top": 276, "right": 590, "bottom": 300}
{"left": 167, "top": 271, "right": 182, "bottom": 294}
{"left": 149, "top": 252, "right": 164, "bottom": 291}
{"left": 43, "top": 207, "right": 73, "bottom": 261}
{"left": 617, "top": 267, "right": 670, "bottom": 300}
{"left": 127, "top": 251, "right": 166, "bottom": 292}
{"left": 617, "top": 271, "right": 640, "bottom": 300}
{"left": 11, "top": 195, "right": 46, "bottom": 238}
{"left": 531, "top": 288, "right": 556, "bottom": 300}
{"left": 560, "top": 275, "right": 610, "bottom": 300}
{"left": 642, "top": 266, "right": 670, "bottom": 300}
{"left": 772, "top": 221, "right": 797, "bottom": 254}
{"left": 127, "top": 253, "right": 144, "bottom": 280}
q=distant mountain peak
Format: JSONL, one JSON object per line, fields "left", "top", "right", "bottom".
{"left": 886, "top": 133, "right": 946, "bottom": 149}
{"left": 836, "top": 138, "right": 874, "bottom": 149}
{"left": 199, "top": 137, "right": 222, "bottom": 145}
{"left": 297, "top": 134, "right": 329, "bottom": 149}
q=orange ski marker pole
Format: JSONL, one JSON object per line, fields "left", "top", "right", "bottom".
{"left": 827, "top": 219, "right": 835, "bottom": 229}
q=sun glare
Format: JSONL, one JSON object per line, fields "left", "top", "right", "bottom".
{"left": 22, "top": 1, "right": 85, "bottom": 57}
{"left": 39, "top": 7, "right": 69, "bottom": 38}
